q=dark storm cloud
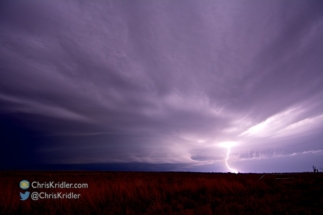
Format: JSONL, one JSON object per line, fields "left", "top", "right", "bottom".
{"left": 1, "top": 0, "right": 322, "bottom": 171}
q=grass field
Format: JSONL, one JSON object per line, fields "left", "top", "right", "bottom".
{"left": 1, "top": 171, "right": 322, "bottom": 214}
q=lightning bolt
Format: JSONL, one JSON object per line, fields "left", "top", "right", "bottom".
{"left": 218, "top": 141, "right": 238, "bottom": 173}
{"left": 225, "top": 147, "right": 238, "bottom": 173}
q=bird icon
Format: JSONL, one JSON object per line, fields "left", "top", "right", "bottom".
{"left": 20, "top": 191, "right": 30, "bottom": 201}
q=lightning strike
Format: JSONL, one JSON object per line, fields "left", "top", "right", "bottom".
{"left": 219, "top": 141, "right": 238, "bottom": 173}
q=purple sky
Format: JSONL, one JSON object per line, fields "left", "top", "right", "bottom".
{"left": 1, "top": 1, "right": 323, "bottom": 172}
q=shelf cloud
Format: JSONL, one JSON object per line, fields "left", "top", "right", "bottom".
{"left": 1, "top": 0, "right": 322, "bottom": 172}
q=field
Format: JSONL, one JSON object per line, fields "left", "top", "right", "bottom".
{"left": 1, "top": 171, "right": 322, "bottom": 214}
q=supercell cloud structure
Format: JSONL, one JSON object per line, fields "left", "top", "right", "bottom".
{"left": 0, "top": 0, "right": 323, "bottom": 172}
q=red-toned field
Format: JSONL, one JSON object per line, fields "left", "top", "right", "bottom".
{"left": 1, "top": 171, "right": 322, "bottom": 214}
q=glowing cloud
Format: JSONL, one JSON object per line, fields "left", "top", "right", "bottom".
{"left": 239, "top": 106, "right": 323, "bottom": 139}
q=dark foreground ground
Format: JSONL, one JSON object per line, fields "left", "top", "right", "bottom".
{"left": 0, "top": 171, "right": 322, "bottom": 215}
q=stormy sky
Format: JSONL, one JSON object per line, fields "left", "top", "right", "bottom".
{"left": 1, "top": 0, "right": 323, "bottom": 172}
